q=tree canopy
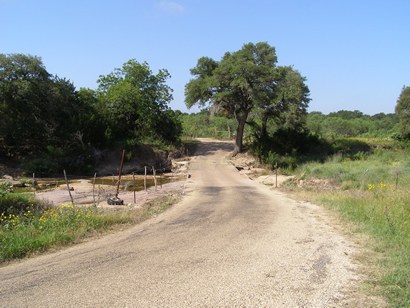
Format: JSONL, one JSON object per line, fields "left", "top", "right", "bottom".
{"left": 185, "top": 42, "right": 310, "bottom": 154}
{"left": 96, "top": 59, "right": 181, "bottom": 146}
{"left": 0, "top": 54, "right": 182, "bottom": 174}
{"left": 395, "top": 86, "right": 410, "bottom": 139}
{"left": 0, "top": 54, "right": 89, "bottom": 156}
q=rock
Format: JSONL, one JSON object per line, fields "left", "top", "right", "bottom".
{"left": 239, "top": 169, "right": 253, "bottom": 176}
{"left": 251, "top": 168, "right": 267, "bottom": 174}
{"left": 0, "top": 178, "right": 26, "bottom": 188}
{"left": 13, "top": 181, "right": 27, "bottom": 188}
{"left": 172, "top": 160, "right": 190, "bottom": 173}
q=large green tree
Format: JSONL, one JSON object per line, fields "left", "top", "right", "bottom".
{"left": 185, "top": 42, "right": 278, "bottom": 154}
{"left": 97, "top": 59, "right": 181, "bottom": 145}
{"left": 0, "top": 54, "right": 88, "bottom": 156}
{"left": 395, "top": 86, "right": 410, "bottom": 139}
{"left": 185, "top": 42, "right": 310, "bottom": 154}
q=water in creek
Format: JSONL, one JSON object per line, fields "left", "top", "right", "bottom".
{"left": 30, "top": 174, "right": 178, "bottom": 192}
{"left": 92, "top": 176, "right": 172, "bottom": 191}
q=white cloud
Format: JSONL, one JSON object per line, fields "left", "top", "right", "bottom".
{"left": 157, "top": 1, "right": 185, "bottom": 14}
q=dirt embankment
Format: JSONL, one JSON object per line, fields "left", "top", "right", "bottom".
{"left": 1, "top": 144, "right": 190, "bottom": 208}
{"left": 226, "top": 151, "right": 295, "bottom": 188}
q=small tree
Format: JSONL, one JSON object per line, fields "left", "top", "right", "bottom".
{"left": 96, "top": 60, "right": 180, "bottom": 145}
{"left": 395, "top": 86, "right": 410, "bottom": 140}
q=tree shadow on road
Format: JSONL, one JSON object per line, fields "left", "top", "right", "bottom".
{"left": 192, "top": 139, "right": 234, "bottom": 156}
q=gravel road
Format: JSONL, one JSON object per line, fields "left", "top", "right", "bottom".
{"left": 0, "top": 139, "right": 370, "bottom": 307}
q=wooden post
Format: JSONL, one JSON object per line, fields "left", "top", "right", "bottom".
{"left": 152, "top": 166, "right": 157, "bottom": 192}
{"left": 115, "top": 150, "right": 126, "bottom": 198}
{"left": 160, "top": 171, "right": 163, "bottom": 189}
{"left": 32, "top": 173, "right": 35, "bottom": 194}
{"left": 92, "top": 172, "right": 97, "bottom": 205}
{"left": 275, "top": 163, "right": 278, "bottom": 188}
{"left": 63, "top": 170, "right": 74, "bottom": 205}
{"left": 159, "top": 164, "right": 163, "bottom": 189}
{"left": 144, "top": 166, "right": 147, "bottom": 193}
{"left": 133, "top": 172, "right": 136, "bottom": 203}
{"left": 97, "top": 185, "right": 101, "bottom": 206}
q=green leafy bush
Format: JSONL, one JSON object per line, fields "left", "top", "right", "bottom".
{"left": 0, "top": 192, "right": 48, "bottom": 217}
{"left": 0, "top": 182, "right": 12, "bottom": 197}
{"left": 22, "top": 158, "right": 59, "bottom": 176}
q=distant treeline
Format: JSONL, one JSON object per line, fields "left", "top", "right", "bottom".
{"left": 178, "top": 111, "right": 238, "bottom": 139}
{"left": 178, "top": 110, "right": 404, "bottom": 169}
{"left": 178, "top": 109, "right": 399, "bottom": 140}
{"left": 306, "top": 110, "right": 399, "bottom": 139}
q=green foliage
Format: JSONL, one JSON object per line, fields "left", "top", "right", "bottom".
{"left": 250, "top": 128, "right": 331, "bottom": 170}
{"left": 0, "top": 182, "right": 12, "bottom": 196}
{"left": 0, "top": 54, "right": 97, "bottom": 157}
{"left": 250, "top": 112, "right": 399, "bottom": 171}
{"left": 0, "top": 193, "right": 179, "bottom": 262}
{"left": 395, "top": 86, "right": 410, "bottom": 140}
{"left": 179, "top": 111, "right": 237, "bottom": 139}
{"left": 0, "top": 191, "right": 47, "bottom": 218}
{"left": 0, "top": 54, "right": 182, "bottom": 175}
{"left": 293, "top": 146, "right": 410, "bottom": 306}
{"left": 0, "top": 204, "right": 132, "bottom": 261}
{"left": 185, "top": 42, "right": 309, "bottom": 154}
{"left": 330, "top": 138, "right": 372, "bottom": 157}
{"left": 307, "top": 110, "right": 399, "bottom": 138}
{"left": 256, "top": 66, "right": 310, "bottom": 138}
{"left": 97, "top": 59, "right": 181, "bottom": 146}
{"left": 22, "top": 158, "right": 60, "bottom": 177}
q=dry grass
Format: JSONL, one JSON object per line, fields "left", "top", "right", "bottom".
{"left": 287, "top": 146, "right": 410, "bottom": 307}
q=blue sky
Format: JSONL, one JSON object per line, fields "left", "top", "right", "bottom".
{"left": 2, "top": 0, "right": 409, "bottom": 115}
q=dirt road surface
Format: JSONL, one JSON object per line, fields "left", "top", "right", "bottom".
{"left": 0, "top": 139, "right": 371, "bottom": 307}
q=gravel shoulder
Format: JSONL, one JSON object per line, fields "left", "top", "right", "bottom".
{"left": 0, "top": 139, "right": 386, "bottom": 307}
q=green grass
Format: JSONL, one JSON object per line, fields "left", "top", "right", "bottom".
{"left": 291, "top": 144, "right": 410, "bottom": 307}
{"left": 0, "top": 191, "right": 179, "bottom": 263}
{"left": 317, "top": 190, "right": 410, "bottom": 307}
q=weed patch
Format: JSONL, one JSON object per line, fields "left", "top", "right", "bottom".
{"left": 0, "top": 191, "right": 180, "bottom": 263}
{"left": 290, "top": 145, "right": 410, "bottom": 307}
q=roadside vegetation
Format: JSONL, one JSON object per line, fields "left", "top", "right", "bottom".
{"left": 178, "top": 110, "right": 237, "bottom": 140}
{"left": 0, "top": 54, "right": 182, "bottom": 176}
{"left": 0, "top": 182, "right": 178, "bottom": 263}
{"left": 284, "top": 141, "right": 410, "bottom": 307}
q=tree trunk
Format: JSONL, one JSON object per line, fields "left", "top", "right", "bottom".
{"left": 233, "top": 112, "right": 248, "bottom": 156}
{"left": 261, "top": 112, "right": 268, "bottom": 139}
